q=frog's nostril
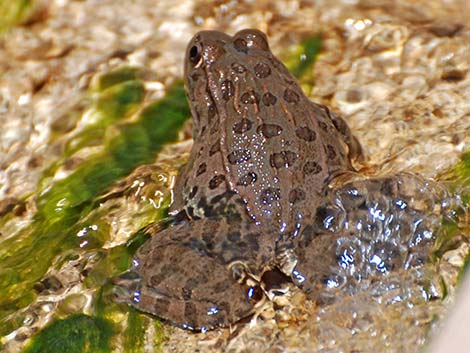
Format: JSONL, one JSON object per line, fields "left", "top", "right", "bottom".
{"left": 189, "top": 45, "right": 201, "bottom": 64}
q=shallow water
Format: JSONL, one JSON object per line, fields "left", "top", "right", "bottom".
{"left": 0, "top": 1, "right": 469, "bottom": 352}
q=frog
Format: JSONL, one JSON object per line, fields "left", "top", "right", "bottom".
{"left": 113, "top": 28, "right": 367, "bottom": 331}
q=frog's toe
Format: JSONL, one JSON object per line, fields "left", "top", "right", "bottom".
{"left": 130, "top": 282, "right": 254, "bottom": 331}
{"left": 288, "top": 234, "right": 347, "bottom": 305}
{"left": 113, "top": 269, "right": 142, "bottom": 303}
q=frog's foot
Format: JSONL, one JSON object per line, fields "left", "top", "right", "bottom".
{"left": 278, "top": 230, "right": 345, "bottom": 305}
{"left": 114, "top": 218, "right": 272, "bottom": 331}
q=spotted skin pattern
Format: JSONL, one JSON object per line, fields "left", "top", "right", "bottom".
{"left": 114, "top": 29, "right": 363, "bottom": 331}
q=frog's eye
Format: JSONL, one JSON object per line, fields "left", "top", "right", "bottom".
{"left": 189, "top": 44, "right": 202, "bottom": 64}
{"left": 234, "top": 29, "right": 270, "bottom": 52}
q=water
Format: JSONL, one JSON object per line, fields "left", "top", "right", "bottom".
{"left": 1, "top": 1, "right": 469, "bottom": 352}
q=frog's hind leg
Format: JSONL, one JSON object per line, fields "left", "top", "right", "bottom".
{"left": 116, "top": 242, "right": 253, "bottom": 331}
{"left": 114, "top": 217, "right": 275, "bottom": 331}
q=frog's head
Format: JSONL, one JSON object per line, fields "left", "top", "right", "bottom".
{"left": 184, "top": 29, "right": 272, "bottom": 138}
{"left": 185, "top": 29, "right": 270, "bottom": 77}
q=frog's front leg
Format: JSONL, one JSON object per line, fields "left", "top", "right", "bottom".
{"left": 114, "top": 217, "right": 276, "bottom": 331}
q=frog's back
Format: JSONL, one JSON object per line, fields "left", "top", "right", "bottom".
{"left": 175, "top": 29, "right": 361, "bottom": 234}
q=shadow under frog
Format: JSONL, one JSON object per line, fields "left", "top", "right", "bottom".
{"left": 113, "top": 29, "right": 441, "bottom": 331}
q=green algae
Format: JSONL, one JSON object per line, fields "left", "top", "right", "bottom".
{"left": 433, "top": 150, "right": 470, "bottom": 295}
{"left": 22, "top": 314, "right": 114, "bottom": 353}
{"left": 123, "top": 309, "right": 146, "bottom": 353}
{"left": 93, "top": 79, "right": 145, "bottom": 123}
{"left": 37, "top": 81, "right": 187, "bottom": 217}
{"left": 95, "top": 66, "right": 145, "bottom": 92}
{"left": 0, "top": 0, "right": 32, "bottom": 32}
{"left": 285, "top": 35, "right": 322, "bottom": 80}
{"left": 436, "top": 150, "right": 470, "bottom": 251}
{"left": 0, "top": 81, "right": 189, "bottom": 337}
{"left": 451, "top": 150, "right": 470, "bottom": 266}
{"left": 83, "top": 232, "right": 150, "bottom": 290}
{"left": 440, "top": 150, "right": 470, "bottom": 191}
{"left": 89, "top": 267, "right": 164, "bottom": 353}
{"left": 152, "top": 320, "right": 167, "bottom": 352}
{"left": 50, "top": 68, "right": 146, "bottom": 172}
{"left": 438, "top": 149, "right": 470, "bottom": 196}
{"left": 122, "top": 310, "right": 167, "bottom": 353}
{"left": 283, "top": 35, "right": 322, "bottom": 94}
{"left": 64, "top": 80, "right": 145, "bottom": 156}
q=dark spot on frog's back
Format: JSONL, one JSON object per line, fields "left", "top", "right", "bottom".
{"left": 233, "top": 119, "right": 253, "bottom": 134}
{"left": 207, "top": 104, "right": 216, "bottom": 124}
{"left": 201, "top": 235, "right": 215, "bottom": 252}
{"left": 237, "top": 172, "right": 257, "bottom": 186}
{"left": 227, "top": 149, "right": 251, "bottom": 164}
{"left": 189, "top": 186, "right": 198, "bottom": 199}
{"left": 240, "top": 90, "right": 259, "bottom": 105}
{"left": 295, "top": 126, "right": 317, "bottom": 142}
{"left": 262, "top": 92, "right": 277, "bottom": 106}
{"left": 209, "top": 175, "right": 226, "bottom": 189}
{"left": 283, "top": 88, "right": 300, "bottom": 103}
{"left": 260, "top": 187, "right": 281, "bottom": 205}
{"left": 326, "top": 145, "right": 337, "bottom": 160}
{"left": 319, "top": 121, "right": 329, "bottom": 132}
{"left": 257, "top": 123, "right": 282, "bottom": 138}
{"left": 303, "top": 161, "right": 322, "bottom": 175}
{"left": 154, "top": 298, "right": 171, "bottom": 315}
{"left": 254, "top": 62, "right": 271, "bottom": 78}
{"left": 227, "top": 231, "right": 241, "bottom": 242}
{"left": 289, "top": 188, "right": 306, "bottom": 204}
{"left": 231, "top": 62, "right": 246, "bottom": 73}
{"left": 330, "top": 113, "right": 349, "bottom": 135}
{"left": 270, "top": 151, "right": 298, "bottom": 169}
{"left": 246, "top": 234, "right": 261, "bottom": 252}
{"left": 210, "top": 191, "right": 236, "bottom": 207}
{"left": 196, "top": 162, "right": 207, "bottom": 176}
{"left": 182, "top": 286, "right": 192, "bottom": 300}
{"left": 189, "top": 71, "right": 201, "bottom": 83}
{"left": 209, "top": 139, "right": 221, "bottom": 156}
{"left": 150, "top": 273, "right": 166, "bottom": 287}
{"left": 221, "top": 80, "right": 234, "bottom": 101}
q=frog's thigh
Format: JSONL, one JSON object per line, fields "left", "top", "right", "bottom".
{"left": 132, "top": 224, "right": 258, "bottom": 330}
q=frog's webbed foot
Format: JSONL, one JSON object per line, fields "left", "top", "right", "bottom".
{"left": 277, "top": 228, "right": 345, "bottom": 305}
{"left": 114, "top": 218, "right": 275, "bottom": 331}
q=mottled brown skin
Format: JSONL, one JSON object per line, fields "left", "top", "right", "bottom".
{"left": 114, "top": 29, "right": 362, "bottom": 331}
